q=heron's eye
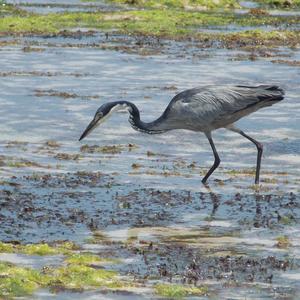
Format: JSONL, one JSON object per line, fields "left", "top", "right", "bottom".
{"left": 96, "top": 112, "right": 103, "bottom": 118}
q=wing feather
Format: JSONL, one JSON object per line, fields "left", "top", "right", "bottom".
{"left": 165, "top": 85, "right": 284, "bottom": 129}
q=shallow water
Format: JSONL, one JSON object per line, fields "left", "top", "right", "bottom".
{"left": 198, "top": 23, "right": 300, "bottom": 33}
{"left": 6, "top": 0, "right": 124, "bottom": 14}
{"left": 0, "top": 25, "right": 300, "bottom": 300}
{"left": 237, "top": 1, "right": 300, "bottom": 16}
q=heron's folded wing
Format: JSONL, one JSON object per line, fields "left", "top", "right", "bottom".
{"left": 169, "top": 85, "right": 284, "bottom": 124}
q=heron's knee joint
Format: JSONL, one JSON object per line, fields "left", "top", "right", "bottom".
{"left": 214, "top": 157, "right": 221, "bottom": 167}
{"left": 257, "top": 142, "right": 263, "bottom": 152}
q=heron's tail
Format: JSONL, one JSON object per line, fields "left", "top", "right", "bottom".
{"left": 257, "top": 85, "right": 285, "bottom": 102}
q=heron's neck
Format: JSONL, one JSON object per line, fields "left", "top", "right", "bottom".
{"left": 118, "top": 101, "right": 169, "bottom": 134}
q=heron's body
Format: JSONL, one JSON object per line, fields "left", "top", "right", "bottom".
{"left": 80, "top": 84, "right": 285, "bottom": 184}
{"left": 137, "top": 85, "right": 284, "bottom": 132}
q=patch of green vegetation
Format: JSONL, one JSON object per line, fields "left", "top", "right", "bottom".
{"left": 57, "top": 241, "right": 80, "bottom": 251}
{"left": 223, "top": 28, "right": 300, "bottom": 45}
{"left": 65, "top": 253, "right": 110, "bottom": 265}
{"left": 0, "top": 239, "right": 127, "bottom": 297}
{"left": 0, "top": 241, "right": 77, "bottom": 255}
{"left": 65, "top": 253, "right": 121, "bottom": 265}
{"left": 0, "top": 258, "right": 129, "bottom": 298}
{"left": 0, "top": 13, "right": 67, "bottom": 34}
{"left": 1, "top": 8, "right": 300, "bottom": 40}
{"left": 276, "top": 235, "right": 291, "bottom": 248}
{"left": 279, "top": 214, "right": 294, "bottom": 225}
{"left": 105, "top": 0, "right": 240, "bottom": 9}
{"left": 0, "top": 262, "right": 40, "bottom": 299}
{"left": 226, "top": 168, "right": 256, "bottom": 176}
{"left": 46, "top": 265, "right": 119, "bottom": 289}
{"left": 0, "top": 242, "right": 14, "bottom": 253}
{"left": 103, "top": 10, "right": 300, "bottom": 38}
{"left": 154, "top": 283, "right": 208, "bottom": 298}
{"left": 22, "top": 244, "right": 65, "bottom": 256}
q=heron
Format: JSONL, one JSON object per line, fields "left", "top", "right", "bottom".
{"left": 79, "top": 85, "right": 284, "bottom": 184}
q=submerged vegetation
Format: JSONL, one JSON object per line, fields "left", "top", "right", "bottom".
{"left": 0, "top": 241, "right": 78, "bottom": 255}
{"left": 0, "top": 260, "right": 123, "bottom": 298}
{"left": 65, "top": 253, "right": 119, "bottom": 265}
{"left": 275, "top": 235, "right": 291, "bottom": 248}
{"left": 45, "top": 265, "right": 119, "bottom": 290}
{"left": 0, "top": 262, "right": 41, "bottom": 299}
{"left": 155, "top": 283, "right": 208, "bottom": 298}
{"left": 0, "top": 242, "right": 127, "bottom": 298}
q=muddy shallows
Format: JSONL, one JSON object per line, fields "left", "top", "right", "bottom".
{"left": 0, "top": 171, "right": 300, "bottom": 299}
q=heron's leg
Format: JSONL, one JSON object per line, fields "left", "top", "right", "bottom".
{"left": 227, "top": 125, "right": 263, "bottom": 184}
{"left": 202, "top": 132, "right": 220, "bottom": 184}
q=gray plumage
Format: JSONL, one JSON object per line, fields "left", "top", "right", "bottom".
{"left": 79, "top": 84, "right": 284, "bottom": 184}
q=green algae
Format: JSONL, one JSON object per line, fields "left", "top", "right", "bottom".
{"left": 279, "top": 214, "right": 294, "bottom": 225}
{"left": 1, "top": 7, "right": 300, "bottom": 51}
{"left": 221, "top": 28, "right": 300, "bottom": 44}
{"left": 0, "top": 241, "right": 77, "bottom": 255}
{"left": 0, "top": 262, "right": 40, "bottom": 299}
{"left": 1, "top": 8, "right": 300, "bottom": 39}
{"left": 154, "top": 283, "right": 208, "bottom": 298}
{"left": 0, "top": 260, "right": 128, "bottom": 298}
{"left": 46, "top": 264, "right": 118, "bottom": 290}
{"left": 276, "top": 235, "right": 291, "bottom": 248}
{"left": 226, "top": 168, "right": 256, "bottom": 176}
{"left": 24, "top": 241, "right": 77, "bottom": 255}
{"left": 68, "top": 253, "right": 121, "bottom": 265}
{"left": 0, "top": 242, "right": 128, "bottom": 298}
{"left": 0, "top": 242, "right": 14, "bottom": 253}
{"left": 65, "top": 253, "right": 119, "bottom": 265}
{"left": 66, "top": 253, "right": 101, "bottom": 265}
{"left": 22, "top": 244, "right": 63, "bottom": 256}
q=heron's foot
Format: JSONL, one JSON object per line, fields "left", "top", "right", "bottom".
{"left": 201, "top": 177, "right": 208, "bottom": 185}
{"left": 201, "top": 178, "right": 211, "bottom": 187}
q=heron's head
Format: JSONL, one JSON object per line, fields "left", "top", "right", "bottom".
{"left": 79, "top": 102, "right": 130, "bottom": 141}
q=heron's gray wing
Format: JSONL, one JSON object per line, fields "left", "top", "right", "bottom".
{"left": 166, "top": 85, "right": 284, "bottom": 126}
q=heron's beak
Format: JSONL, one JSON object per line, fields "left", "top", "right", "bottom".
{"left": 79, "top": 116, "right": 101, "bottom": 141}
